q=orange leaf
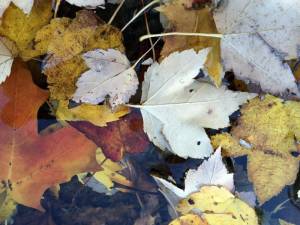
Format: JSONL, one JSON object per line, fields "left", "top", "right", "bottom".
{"left": 0, "top": 60, "right": 99, "bottom": 210}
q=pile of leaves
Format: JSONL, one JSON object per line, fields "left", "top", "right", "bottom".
{"left": 0, "top": 0, "right": 299, "bottom": 224}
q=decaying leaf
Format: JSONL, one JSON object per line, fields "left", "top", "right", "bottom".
{"left": 71, "top": 110, "right": 150, "bottom": 161}
{"left": 0, "top": 0, "right": 34, "bottom": 17}
{"left": 73, "top": 49, "right": 139, "bottom": 108}
{"left": 213, "top": 0, "right": 300, "bottom": 96}
{"left": 66, "top": 0, "right": 105, "bottom": 7}
{"left": 0, "top": 0, "right": 52, "bottom": 60}
{"left": 155, "top": 148, "right": 233, "bottom": 201}
{"left": 34, "top": 10, "right": 124, "bottom": 100}
{"left": 56, "top": 100, "right": 129, "bottom": 127}
{"left": 211, "top": 95, "right": 300, "bottom": 203}
{"left": 0, "top": 60, "right": 100, "bottom": 212}
{"left": 177, "top": 186, "right": 259, "bottom": 225}
{"left": 137, "top": 48, "right": 256, "bottom": 159}
{"left": 168, "top": 214, "right": 209, "bottom": 225}
{"left": 159, "top": 0, "right": 223, "bottom": 86}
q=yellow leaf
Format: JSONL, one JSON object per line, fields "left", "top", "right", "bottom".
{"left": 34, "top": 10, "right": 124, "bottom": 100}
{"left": 211, "top": 95, "right": 300, "bottom": 203}
{"left": 159, "top": 0, "right": 222, "bottom": 86}
{"left": 0, "top": 0, "right": 53, "bottom": 60}
{"left": 177, "top": 186, "right": 258, "bottom": 225}
{"left": 169, "top": 214, "right": 209, "bottom": 225}
{"left": 56, "top": 100, "right": 129, "bottom": 127}
{"left": 0, "top": 191, "right": 16, "bottom": 222}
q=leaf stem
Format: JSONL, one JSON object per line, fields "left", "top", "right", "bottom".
{"left": 108, "top": 0, "right": 126, "bottom": 25}
{"left": 140, "top": 32, "right": 224, "bottom": 41}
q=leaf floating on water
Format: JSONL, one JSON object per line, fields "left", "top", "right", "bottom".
{"left": 137, "top": 48, "right": 256, "bottom": 159}
{"left": 168, "top": 214, "right": 209, "bottom": 225}
{"left": 73, "top": 49, "right": 139, "bottom": 108}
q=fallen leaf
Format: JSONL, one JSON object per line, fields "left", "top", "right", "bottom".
{"left": 0, "top": 38, "right": 15, "bottom": 84}
{"left": 137, "top": 48, "right": 256, "bottom": 159}
{"left": 34, "top": 10, "right": 124, "bottom": 100}
{"left": 0, "top": 0, "right": 53, "bottom": 60}
{"left": 72, "top": 49, "right": 139, "bottom": 108}
{"left": 169, "top": 214, "right": 209, "bottom": 225}
{"left": 66, "top": 0, "right": 105, "bottom": 7}
{"left": 154, "top": 148, "right": 233, "bottom": 201}
{"left": 0, "top": 60, "right": 100, "bottom": 211}
{"left": 0, "top": 0, "right": 34, "bottom": 17}
{"left": 159, "top": 0, "right": 223, "bottom": 86}
{"left": 213, "top": 0, "right": 300, "bottom": 96}
{"left": 177, "top": 186, "right": 259, "bottom": 225}
{"left": 56, "top": 100, "right": 129, "bottom": 127}
{"left": 279, "top": 219, "right": 296, "bottom": 225}
{"left": 70, "top": 110, "right": 150, "bottom": 161}
{"left": 211, "top": 95, "right": 300, "bottom": 203}
{"left": 0, "top": 190, "right": 16, "bottom": 222}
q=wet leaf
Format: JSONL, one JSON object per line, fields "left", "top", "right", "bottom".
{"left": 70, "top": 110, "right": 150, "bottom": 161}
{"left": 159, "top": 0, "right": 223, "bottom": 86}
{"left": 138, "top": 48, "right": 256, "bottom": 158}
{"left": 35, "top": 10, "right": 124, "bottom": 100}
{"left": 177, "top": 186, "right": 259, "bottom": 225}
{"left": 0, "top": 60, "right": 100, "bottom": 212}
{"left": 0, "top": 0, "right": 34, "bottom": 17}
{"left": 0, "top": 0, "right": 53, "bottom": 60}
{"left": 66, "top": 0, "right": 105, "bottom": 7}
{"left": 56, "top": 100, "right": 129, "bottom": 127}
{"left": 73, "top": 49, "right": 138, "bottom": 108}
{"left": 168, "top": 214, "right": 209, "bottom": 225}
{"left": 211, "top": 95, "right": 300, "bottom": 203}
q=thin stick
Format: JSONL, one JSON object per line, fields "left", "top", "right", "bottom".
{"left": 54, "top": 0, "right": 62, "bottom": 18}
{"left": 108, "top": 0, "right": 126, "bottom": 25}
{"left": 121, "top": 0, "right": 160, "bottom": 32}
{"left": 140, "top": 32, "right": 224, "bottom": 41}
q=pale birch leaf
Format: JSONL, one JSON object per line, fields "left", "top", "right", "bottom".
{"left": 66, "top": 0, "right": 105, "bottom": 7}
{"left": 139, "top": 49, "right": 256, "bottom": 158}
{"left": 214, "top": 0, "right": 300, "bottom": 96}
{"left": 0, "top": 39, "right": 14, "bottom": 84}
{"left": 73, "top": 49, "right": 138, "bottom": 108}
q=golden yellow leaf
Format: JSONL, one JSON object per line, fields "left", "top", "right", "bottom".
{"left": 169, "top": 214, "right": 209, "bottom": 225}
{"left": 159, "top": 0, "right": 222, "bottom": 86}
{"left": 56, "top": 100, "right": 129, "bottom": 127}
{"left": 211, "top": 95, "right": 300, "bottom": 203}
{"left": 0, "top": 0, "right": 52, "bottom": 60}
{"left": 0, "top": 191, "right": 16, "bottom": 222}
{"left": 177, "top": 186, "right": 258, "bottom": 225}
{"left": 34, "top": 10, "right": 124, "bottom": 100}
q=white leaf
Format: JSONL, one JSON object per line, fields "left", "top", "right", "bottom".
{"left": 213, "top": 0, "right": 300, "bottom": 96}
{"left": 0, "top": 0, "right": 34, "bottom": 16}
{"left": 73, "top": 49, "right": 139, "bottom": 108}
{"left": 0, "top": 39, "right": 13, "bottom": 84}
{"left": 66, "top": 0, "right": 105, "bottom": 7}
{"left": 154, "top": 148, "right": 234, "bottom": 202}
{"left": 139, "top": 49, "right": 256, "bottom": 159}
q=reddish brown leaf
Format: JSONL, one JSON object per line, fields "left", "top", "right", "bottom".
{"left": 70, "top": 110, "right": 150, "bottom": 161}
{"left": 0, "top": 60, "right": 99, "bottom": 210}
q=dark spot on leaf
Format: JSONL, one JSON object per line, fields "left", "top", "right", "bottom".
{"left": 188, "top": 198, "right": 195, "bottom": 205}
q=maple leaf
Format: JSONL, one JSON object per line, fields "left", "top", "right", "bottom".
{"left": 0, "top": 60, "right": 100, "bottom": 211}
{"left": 0, "top": 0, "right": 53, "bottom": 60}
{"left": 70, "top": 110, "right": 150, "bottom": 161}
{"left": 213, "top": 0, "right": 300, "bottom": 96}
{"left": 73, "top": 49, "right": 139, "bottom": 108}
{"left": 177, "top": 186, "right": 259, "bottom": 225}
{"left": 34, "top": 10, "right": 124, "bottom": 101}
{"left": 169, "top": 214, "right": 209, "bottom": 225}
{"left": 136, "top": 48, "right": 256, "bottom": 159}
{"left": 159, "top": 0, "right": 223, "bottom": 86}
{"left": 56, "top": 100, "right": 129, "bottom": 127}
{"left": 154, "top": 148, "right": 234, "bottom": 202}
{"left": 0, "top": 0, "right": 33, "bottom": 17}
{"left": 211, "top": 95, "right": 300, "bottom": 203}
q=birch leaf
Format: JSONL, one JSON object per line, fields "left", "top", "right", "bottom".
{"left": 138, "top": 48, "right": 256, "bottom": 159}
{"left": 0, "top": 0, "right": 33, "bottom": 17}
{"left": 73, "top": 49, "right": 139, "bottom": 108}
{"left": 0, "top": 38, "right": 14, "bottom": 84}
{"left": 213, "top": 0, "right": 300, "bottom": 96}
{"left": 154, "top": 148, "right": 234, "bottom": 201}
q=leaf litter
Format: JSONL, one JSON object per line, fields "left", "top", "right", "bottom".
{"left": 0, "top": 0, "right": 299, "bottom": 224}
